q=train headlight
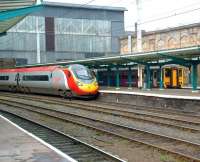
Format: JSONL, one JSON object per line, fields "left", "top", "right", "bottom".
{"left": 76, "top": 81, "right": 83, "bottom": 86}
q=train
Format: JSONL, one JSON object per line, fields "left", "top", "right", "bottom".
{"left": 0, "top": 64, "right": 99, "bottom": 99}
{"left": 163, "top": 65, "right": 187, "bottom": 88}
{"left": 97, "top": 65, "right": 188, "bottom": 89}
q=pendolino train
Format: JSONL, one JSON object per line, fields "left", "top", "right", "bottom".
{"left": 0, "top": 64, "right": 99, "bottom": 99}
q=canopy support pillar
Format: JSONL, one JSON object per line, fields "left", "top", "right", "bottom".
{"left": 145, "top": 65, "right": 151, "bottom": 90}
{"left": 137, "top": 64, "right": 143, "bottom": 88}
{"left": 191, "top": 63, "right": 198, "bottom": 92}
{"left": 159, "top": 66, "right": 163, "bottom": 90}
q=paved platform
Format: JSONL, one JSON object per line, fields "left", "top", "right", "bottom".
{"left": 0, "top": 115, "right": 76, "bottom": 162}
{"left": 98, "top": 87, "right": 200, "bottom": 113}
{"left": 100, "top": 87, "right": 200, "bottom": 100}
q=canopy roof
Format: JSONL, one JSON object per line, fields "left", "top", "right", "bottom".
{"left": 0, "top": 0, "right": 42, "bottom": 34}
{"left": 18, "top": 46, "right": 200, "bottom": 68}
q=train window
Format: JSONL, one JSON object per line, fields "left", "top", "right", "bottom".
{"left": 0, "top": 76, "right": 9, "bottom": 80}
{"left": 178, "top": 69, "right": 182, "bottom": 77}
{"left": 71, "top": 65, "right": 94, "bottom": 80}
{"left": 23, "top": 75, "right": 49, "bottom": 81}
{"left": 165, "top": 69, "right": 171, "bottom": 77}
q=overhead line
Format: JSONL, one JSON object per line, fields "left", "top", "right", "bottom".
{"left": 139, "top": 6, "right": 200, "bottom": 25}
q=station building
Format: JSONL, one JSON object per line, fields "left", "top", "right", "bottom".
{"left": 120, "top": 23, "right": 200, "bottom": 54}
{"left": 114, "top": 23, "right": 200, "bottom": 88}
{"left": 0, "top": 2, "right": 126, "bottom": 64}
{"left": 80, "top": 23, "right": 200, "bottom": 90}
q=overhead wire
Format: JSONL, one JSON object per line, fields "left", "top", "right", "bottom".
{"left": 3, "top": 0, "right": 200, "bottom": 46}
{"left": 139, "top": 6, "right": 200, "bottom": 25}
{"left": 142, "top": 1, "right": 200, "bottom": 21}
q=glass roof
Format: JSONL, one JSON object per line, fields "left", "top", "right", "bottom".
{"left": 0, "top": 0, "right": 38, "bottom": 34}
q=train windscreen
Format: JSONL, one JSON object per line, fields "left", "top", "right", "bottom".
{"left": 71, "top": 65, "right": 95, "bottom": 80}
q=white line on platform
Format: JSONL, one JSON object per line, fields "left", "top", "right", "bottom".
{"left": 100, "top": 90, "right": 200, "bottom": 100}
{"left": 0, "top": 115, "right": 77, "bottom": 162}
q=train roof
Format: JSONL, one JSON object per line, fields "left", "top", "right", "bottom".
{"left": 0, "top": 65, "right": 59, "bottom": 73}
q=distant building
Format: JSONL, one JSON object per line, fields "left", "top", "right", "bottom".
{"left": 120, "top": 23, "right": 200, "bottom": 85}
{"left": 0, "top": 2, "right": 126, "bottom": 64}
{"left": 120, "top": 23, "right": 200, "bottom": 54}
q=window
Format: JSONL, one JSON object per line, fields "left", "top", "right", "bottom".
{"left": 178, "top": 69, "right": 182, "bottom": 77}
{"left": 0, "top": 76, "right": 9, "bottom": 80}
{"left": 165, "top": 69, "right": 171, "bottom": 77}
{"left": 23, "top": 75, "right": 49, "bottom": 81}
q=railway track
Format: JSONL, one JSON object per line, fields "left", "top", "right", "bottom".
{"left": 0, "top": 110, "right": 125, "bottom": 162}
{"left": 3, "top": 92, "right": 200, "bottom": 118}
{"left": 0, "top": 95, "right": 200, "bottom": 161}
{"left": 1, "top": 92, "right": 200, "bottom": 133}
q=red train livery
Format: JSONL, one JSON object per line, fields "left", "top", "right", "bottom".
{"left": 0, "top": 64, "right": 99, "bottom": 98}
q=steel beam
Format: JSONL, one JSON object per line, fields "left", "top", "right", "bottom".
{"left": 157, "top": 53, "right": 190, "bottom": 67}
{"left": 0, "top": 4, "right": 43, "bottom": 21}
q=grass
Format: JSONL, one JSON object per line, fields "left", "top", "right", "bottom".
{"left": 160, "top": 153, "right": 189, "bottom": 162}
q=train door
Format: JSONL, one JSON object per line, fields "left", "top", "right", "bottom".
{"left": 178, "top": 68, "right": 183, "bottom": 88}
{"left": 15, "top": 73, "right": 20, "bottom": 87}
{"left": 172, "top": 69, "right": 178, "bottom": 87}
{"left": 164, "top": 68, "right": 171, "bottom": 88}
{"left": 13, "top": 73, "right": 21, "bottom": 92}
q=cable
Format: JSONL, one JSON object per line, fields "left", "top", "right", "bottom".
{"left": 143, "top": 1, "right": 200, "bottom": 21}
{"left": 106, "top": 2, "right": 200, "bottom": 33}
{"left": 139, "top": 6, "right": 200, "bottom": 25}
{"left": 82, "top": 0, "right": 97, "bottom": 5}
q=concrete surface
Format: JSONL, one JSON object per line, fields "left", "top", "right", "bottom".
{"left": 100, "top": 87, "right": 200, "bottom": 98}
{"left": 99, "top": 87, "right": 200, "bottom": 113}
{"left": 0, "top": 115, "right": 72, "bottom": 162}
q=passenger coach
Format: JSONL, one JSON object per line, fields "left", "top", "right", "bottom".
{"left": 0, "top": 64, "right": 99, "bottom": 99}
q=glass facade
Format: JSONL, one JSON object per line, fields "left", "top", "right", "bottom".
{"left": 0, "top": 16, "right": 45, "bottom": 51}
{"left": 55, "top": 18, "right": 111, "bottom": 53}
{"left": 0, "top": 16, "right": 112, "bottom": 53}
{"left": 9, "top": 16, "right": 45, "bottom": 33}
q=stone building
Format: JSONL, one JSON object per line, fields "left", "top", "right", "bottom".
{"left": 120, "top": 23, "right": 200, "bottom": 86}
{"left": 120, "top": 23, "right": 200, "bottom": 54}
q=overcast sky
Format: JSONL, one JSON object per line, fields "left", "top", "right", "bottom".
{"left": 46, "top": 0, "right": 200, "bottom": 32}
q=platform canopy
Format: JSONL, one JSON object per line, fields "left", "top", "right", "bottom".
{"left": 0, "top": 0, "right": 42, "bottom": 34}
{"left": 19, "top": 45, "right": 200, "bottom": 68}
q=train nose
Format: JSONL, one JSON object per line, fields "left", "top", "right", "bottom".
{"left": 78, "top": 81, "right": 99, "bottom": 93}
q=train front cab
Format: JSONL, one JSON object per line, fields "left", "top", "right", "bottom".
{"left": 163, "top": 66, "right": 184, "bottom": 88}
{"left": 66, "top": 64, "right": 99, "bottom": 98}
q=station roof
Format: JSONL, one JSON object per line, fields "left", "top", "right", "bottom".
{"left": 0, "top": 0, "right": 42, "bottom": 34}
{"left": 18, "top": 46, "right": 200, "bottom": 68}
{"left": 43, "top": 1, "right": 127, "bottom": 12}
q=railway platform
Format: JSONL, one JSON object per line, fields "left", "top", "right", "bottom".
{"left": 99, "top": 87, "right": 200, "bottom": 113}
{"left": 0, "top": 114, "right": 76, "bottom": 162}
{"left": 100, "top": 87, "right": 200, "bottom": 99}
